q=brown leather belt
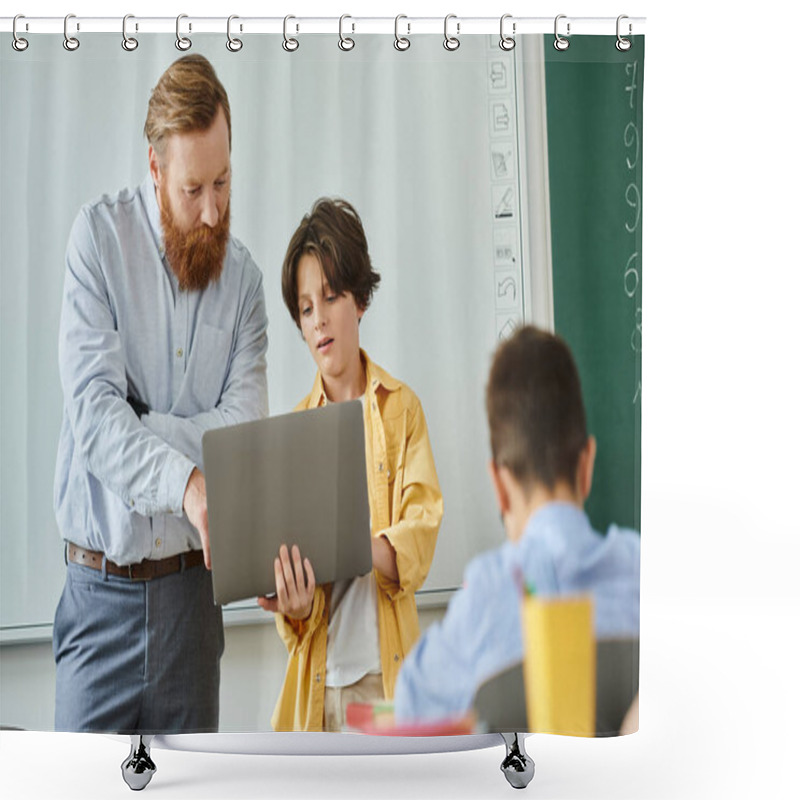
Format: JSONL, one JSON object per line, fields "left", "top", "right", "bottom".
{"left": 67, "top": 542, "right": 204, "bottom": 581}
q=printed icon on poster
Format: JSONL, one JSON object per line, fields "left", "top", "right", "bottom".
{"left": 490, "top": 100, "right": 514, "bottom": 136}
{"left": 492, "top": 185, "right": 516, "bottom": 220}
{"left": 490, "top": 142, "right": 515, "bottom": 182}
{"left": 488, "top": 59, "right": 509, "bottom": 93}
{"left": 496, "top": 314, "right": 520, "bottom": 341}
{"left": 495, "top": 273, "right": 518, "bottom": 310}
{"left": 492, "top": 227, "right": 518, "bottom": 268}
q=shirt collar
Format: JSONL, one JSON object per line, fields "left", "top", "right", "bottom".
{"left": 523, "top": 501, "right": 592, "bottom": 542}
{"left": 307, "top": 349, "right": 401, "bottom": 408}
{"left": 141, "top": 173, "right": 166, "bottom": 258}
{"left": 363, "top": 350, "right": 401, "bottom": 394}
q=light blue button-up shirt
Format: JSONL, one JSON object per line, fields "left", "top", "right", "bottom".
{"left": 393, "top": 502, "right": 640, "bottom": 722}
{"left": 54, "top": 177, "right": 268, "bottom": 566}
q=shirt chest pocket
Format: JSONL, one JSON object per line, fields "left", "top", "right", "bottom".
{"left": 177, "top": 323, "right": 232, "bottom": 412}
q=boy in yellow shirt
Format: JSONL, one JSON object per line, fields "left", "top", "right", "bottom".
{"left": 258, "top": 198, "right": 443, "bottom": 731}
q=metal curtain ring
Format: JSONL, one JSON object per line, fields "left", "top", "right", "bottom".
{"left": 443, "top": 14, "right": 460, "bottom": 51}
{"left": 616, "top": 15, "right": 632, "bottom": 51}
{"left": 12, "top": 14, "right": 29, "bottom": 52}
{"left": 175, "top": 14, "right": 192, "bottom": 51}
{"left": 499, "top": 14, "right": 515, "bottom": 51}
{"left": 553, "top": 14, "right": 570, "bottom": 51}
{"left": 394, "top": 15, "right": 410, "bottom": 51}
{"left": 63, "top": 13, "right": 80, "bottom": 51}
{"left": 122, "top": 14, "right": 138, "bottom": 51}
{"left": 338, "top": 14, "right": 355, "bottom": 51}
{"left": 227, "top": 15, "right": 243, "bottom": 52}
{"left": 283, "top": 15, "right": 299, "bottom": 52}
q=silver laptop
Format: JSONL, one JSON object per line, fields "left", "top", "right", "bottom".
{"left": 202, "top": 400, "right": 372, "bottom": 606}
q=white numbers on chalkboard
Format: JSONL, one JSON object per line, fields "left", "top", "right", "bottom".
{"left": 624, "top": 122, "right": 639, "bottom": 170}
{"left": 630, "top": 306, "right": 642, "bottom": 353}
{"left": 622, "top": 59, "right": 641, "bottom": 405}
{"left": 624, "top": 183, "right": 641, "bottom": 233}
{"left": 625, "top": 61, "right": 638, "bottom": 110}
{"left": 624, "top": 252, "right": 639, "bottom": 298}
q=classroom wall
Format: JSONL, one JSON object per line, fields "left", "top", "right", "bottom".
{"left": 0, "top": 606, "right": 447, "bottom": 732}
{"left": 1, "top": 34, "right": 544, "bottom": 641}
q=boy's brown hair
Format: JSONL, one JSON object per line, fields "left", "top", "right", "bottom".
{"left": 282, "top": 198, "right": 381, "bottom": 328}
{"left": 144, "top": 54, "right": 232, "bottom": 159}
{"left": 486, "top": 325, "right": 588, "bottom": 492}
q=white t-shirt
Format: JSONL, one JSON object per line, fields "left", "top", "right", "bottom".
{"left": 325, "top": 394, "right": 381, "bottom": 688}
{"left": 325, "top": 572, "right": 382, "bottom": 687}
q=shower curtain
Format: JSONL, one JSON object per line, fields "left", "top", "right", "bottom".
{"left": 0, "top": 21, "right": 643, "bottom": 741}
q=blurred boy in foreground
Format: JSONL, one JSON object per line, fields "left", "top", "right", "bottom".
{"left": 394, "top": 325, "right": 640, "bottom": 723}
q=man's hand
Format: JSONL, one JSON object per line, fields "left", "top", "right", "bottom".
{"left": 183, "top": 467, "right": 211, "bottom": 569}
{"left": 257, "top": 544, "right": 316, "bottom": 620}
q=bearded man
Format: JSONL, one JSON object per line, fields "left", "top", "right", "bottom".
{"left": 53, "top": 55, "right": 268, "bottom": 734}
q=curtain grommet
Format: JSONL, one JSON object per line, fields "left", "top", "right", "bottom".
{"left": 394, "top": 15, "right": 410, "bottom": 51}
{"left": 283, "top": 15, "right": 299, "bottom": 52}
{"left": 443, "top": 14, "right": 460, "bottom": 51}
{"left": 553, "top": 14, "right": 570, "bottom": 51}
{"left": 175, "top": 14, "right": 192, "bottom": 51}
{"left": 12, "top": 14, "right": 29, "bottom": 52}
{"left": 122, "top": 14, "right": 139, "bottom": 52}
{"left": 616, "top": 15, "right": 633, "bottom": 51}
{"left": 499, "top": 14, "right": 515, "bottom": 51}
{"left": 63, "top": 13, "right": 80, "bottom": 52}
{"left": 226, "top": 15, "right": 243, "bottom": 52}
{"left": 338, "top": 14, "right": 355, "bottom": 51}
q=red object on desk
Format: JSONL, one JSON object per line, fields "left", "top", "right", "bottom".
{"left": 346, "top": 703, "right": 475, "bottom": 736}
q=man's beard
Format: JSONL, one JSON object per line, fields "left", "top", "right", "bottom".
{"left": 161, "top": 191, "right": 230, "bottom": 292}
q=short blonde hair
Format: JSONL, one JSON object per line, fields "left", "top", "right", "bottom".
{"left": 144, "top": 54, "right": 231, "bottom": 159}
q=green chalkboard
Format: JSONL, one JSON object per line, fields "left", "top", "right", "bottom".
{"left": 545, "top": 36, "right": 644, "bottom": 533}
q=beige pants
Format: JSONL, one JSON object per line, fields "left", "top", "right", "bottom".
{"left": 323, "top": 672, "right": 384, "bottom": 732}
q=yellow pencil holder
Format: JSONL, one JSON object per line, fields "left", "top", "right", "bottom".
{"left": 521, "top": 594, "right": 595, "bottom": 736}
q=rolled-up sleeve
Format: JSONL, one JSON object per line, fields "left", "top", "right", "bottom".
{"left": 274, "top": 585, "right": 328, "bottom": 655}
{"left": 377, "top": 397, "right": 443, "bottom": 599}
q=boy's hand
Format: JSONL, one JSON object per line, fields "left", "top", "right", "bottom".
{"left": 257, "top": 544, "right": 316, "bottom": 620}
{"left": 371, "top": 534, "right": 399, "bottom": 583}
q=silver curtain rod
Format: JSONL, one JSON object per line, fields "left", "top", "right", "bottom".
{"left": 1, "top": 15, "right": 646, "bottom": 36}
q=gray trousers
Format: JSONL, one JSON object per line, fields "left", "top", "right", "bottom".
{"left": 53, "top": 558, "right": 224, "bottom": 733}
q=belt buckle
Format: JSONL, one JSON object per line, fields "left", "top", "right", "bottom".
{"left": 127, "top": 563, "right": 146, "bottom": 581}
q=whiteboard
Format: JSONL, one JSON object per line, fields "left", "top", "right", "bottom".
{"left": 0, "top": 33, "right": 549, "bottom": 638}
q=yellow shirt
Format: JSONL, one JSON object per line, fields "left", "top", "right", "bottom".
{"left": 271, "top": 351, "right": 443, "bottom": 731}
